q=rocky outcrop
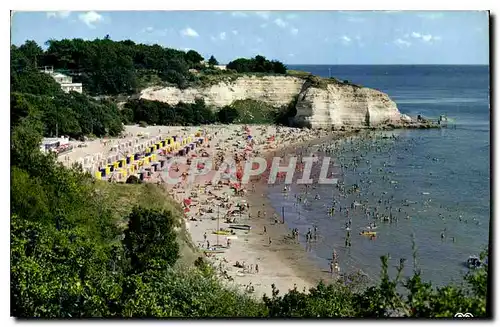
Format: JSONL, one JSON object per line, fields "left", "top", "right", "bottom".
{"left": 294, "top": 82, "right": 401, "bottom": 128}
{"left": 140, "top": 75, "right": 404, "bottom": 129}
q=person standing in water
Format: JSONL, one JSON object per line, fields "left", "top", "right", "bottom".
{"left": 332, "top": 249, "right": 338, "bottom": 263}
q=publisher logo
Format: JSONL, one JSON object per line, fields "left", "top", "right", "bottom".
{"left": 454, "top": 313, "right": 474, "bottom": 318}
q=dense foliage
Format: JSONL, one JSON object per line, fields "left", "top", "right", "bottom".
{"left": 12, "top": 38, "right": 205, "bottom": 95}
{"left": 122, "top": 98, "right": 216, "bottom": 126}
{"left": 122, "top": 98, "right": 297, "bottom": 126}
{"left": 10, "top": 37, "right": 490, "bottom": 319}
{"left": 227, "top": 55, "right": 287, "bottom": 74}
{"left": 11, "top": 91, "right": 123, "bottom": 139}
{"left": 11, "top": 44, "right": 125, "bottom": 138}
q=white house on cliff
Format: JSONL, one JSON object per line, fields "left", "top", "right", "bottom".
{"left": 41, "top": 66, "right": 83, "bottom": 93}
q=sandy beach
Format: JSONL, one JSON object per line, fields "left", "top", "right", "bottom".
{"left": 60, "top": 123, "right": 349, "bottom": 298}
{"left": 165, "top": 124, "right": 335, "bottom": 298}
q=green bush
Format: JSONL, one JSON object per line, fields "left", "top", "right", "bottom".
{"left": 11, "top": 92, "right": 123, "bottom": 139}
{"left": 124, "top": 98, "right": 215, "bottom": 126}
{"left": 217, "top": 105, "right": 240, "bottom": 123}
{"left": 227, "top": 55, "right": 287, "bottom": 74}
{"left": 123, "top": 207, "right": 180, "bottom": 274}
{"left": 207, "top": 55, "right": 219, "bottom": 66}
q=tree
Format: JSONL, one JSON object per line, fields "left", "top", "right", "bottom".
{"left": 226, "top": 56, "right": 287, "bottom": 74}
{"left": 272, "top": 60, "right": 287, "bottom": 74}
{"left": 11, "top": 69, "right": 62, "bottom": 97}
{"left": 226, "top": 58, "right": 254, "bottom": 73}
{"left": 217, "top": 106, "right": 239, "bottom": 123}
{"left": 11, "top": 215, "right": 122, "bottom": 318}
{"left": 10, "top": 108, "right": 44, "bottom": 169}
{"left": 254, "top": 55, "right": 267, "bottom": 72}
{"left": 18, "top": 40, "right": 43, "bottom": 69}
{"left": 185, "top": 50, "right": 204, "bottom": 66}
{"left": 11, "top": 91, "right": 123, "bottom": 139}
{"left": 123, "top": 207, "right": 180, "bottom": 274}
{"left": 208, "top": 55, "right": 219, "bottom": 66}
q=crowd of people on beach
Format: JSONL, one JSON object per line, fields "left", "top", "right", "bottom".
{"left": 149, "top": 125, "right": 333, "bottom": 296}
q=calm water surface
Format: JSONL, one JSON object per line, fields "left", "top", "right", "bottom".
{"left": 268, "top": 65, "right": 490, "bottom": 286}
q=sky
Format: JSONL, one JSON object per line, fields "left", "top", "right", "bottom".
{"left": 10, "top": 10, "right": 489, "bottom": 65}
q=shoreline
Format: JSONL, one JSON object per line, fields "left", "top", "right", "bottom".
{"left": 243, "top": 133, "right": 349, "bottom": 292}
{"left": 197, "top": 129, "right": 357, "bottom": 298}
{"left": 59, "top": 123, "right": 436, "bottom": 299}
{"left": 168, "top": 125, "right": 345, "bottom": 299}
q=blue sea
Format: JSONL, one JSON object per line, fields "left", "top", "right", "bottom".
{"left": 269, "top": 65, "right": 490, "bottom": 286}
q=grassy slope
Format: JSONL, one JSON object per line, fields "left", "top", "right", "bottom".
{"left": 96, "top": 182, "right": 199, "bottom": 267}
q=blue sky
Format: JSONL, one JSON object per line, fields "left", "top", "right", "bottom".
{"left": 11, "top": 10, "right": 489, "bottom": 65}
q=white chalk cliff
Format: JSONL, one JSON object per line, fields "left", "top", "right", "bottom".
{"left": 140, "top": 75, "right": 403, "bottom": 128}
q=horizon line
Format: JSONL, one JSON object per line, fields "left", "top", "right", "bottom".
{"left": 283, "top": 63, "right": 489, "bottom": 66}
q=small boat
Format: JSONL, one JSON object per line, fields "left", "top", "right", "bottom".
{"left": 213, "top": 230, "right": 233, "bottom": 235}
{"left": 466, "top": 255, "right": 482, "bottom": 269}
{"left": 203, "top": 249, "right": 226, "bottom": 254}
{"left": 360, "top": 231, "right": 377, "bottom": 236}
{"left": 229, "top": 224, "right": 252, "bottom": 231}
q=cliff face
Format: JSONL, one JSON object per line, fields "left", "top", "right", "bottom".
{"left": 141, "top": 76, "right": 303, "bottom": 107}
{"left": 294, "top": 83, "right": 401, "bottom": 128}
{"left": 140, "top": 75, "right": 402, "bottom": 128}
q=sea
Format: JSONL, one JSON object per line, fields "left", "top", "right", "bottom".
{"left": 268, "top": 65, "right": 490, "bottom": 286}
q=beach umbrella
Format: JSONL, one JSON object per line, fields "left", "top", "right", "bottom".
{"left": 184, "top": 207, "right": 190, "bottom": 213}
{"left": 183, "top": 198, "right": 192, "bottom": 206}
